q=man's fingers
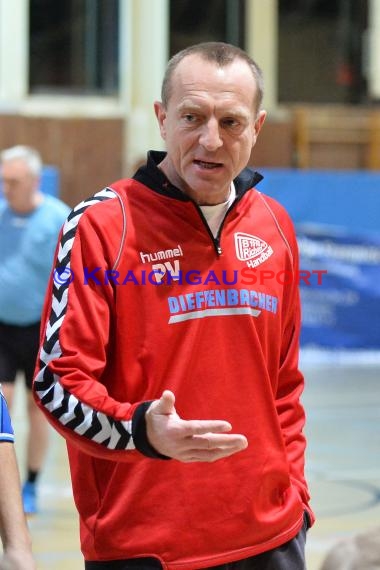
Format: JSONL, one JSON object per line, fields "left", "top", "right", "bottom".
{"left": 186, "top": 419, "right": 233, "bottom": 435}
{"left": 183, "top": 448, "right": 245, "bottom": 463}
{"left": 191, "top": 432, "right": 248, "bottom": 451}
{"left": 180, "top": 433, "right": 248, "bottom": 463}
{"left": 152, "top": 390, "right": 176, "bottom": 415}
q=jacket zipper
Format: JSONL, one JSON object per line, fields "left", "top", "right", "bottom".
{"left": 192, "top": 192, "right": 247, "bottom": 256}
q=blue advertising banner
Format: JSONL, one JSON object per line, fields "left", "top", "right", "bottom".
{"left": 258, "top": 169, "right": 380, "bottom": 350}
{"left": 297, "top": 224, "right": 380, "bottom": 349}
{"left": 259, "top": 168, "right": 380, "bottom": 234}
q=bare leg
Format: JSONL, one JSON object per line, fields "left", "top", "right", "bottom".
{"left": 26, "top": 390, "right": 49, "bottom": 473}
{"left": 20, "top": 391, "right": 50, "bottom": 514}
{"left": 1, "top": 382, "right": 15, "bottom": 410}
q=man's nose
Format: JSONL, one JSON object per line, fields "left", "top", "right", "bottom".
{"left": 199, "top": 119, "right": 223, "bottom": 151}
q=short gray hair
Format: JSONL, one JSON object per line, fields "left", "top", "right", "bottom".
{"left": 161, "top": 42, "right": 264, "bottom": 111}
{"left": 0, "top": 145, "right": 42, "bottom": 177}
{"left": 320, "top": 527, "right": 380, "bottom": 570}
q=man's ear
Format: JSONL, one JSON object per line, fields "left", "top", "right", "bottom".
{"left": 254, "top": 109, "right": 267, "bottom": 138}
{"left": 250, "top": 109, "right": 266, "bottom": 149}
{"left": 154, "top": 101, "right": 167, "bottom": 140}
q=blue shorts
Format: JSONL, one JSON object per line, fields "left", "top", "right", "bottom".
{"left": 0, "top": 390, "right": 14, "bottom": 442}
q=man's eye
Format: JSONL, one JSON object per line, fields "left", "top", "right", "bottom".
{"left": 222, "top": 118, "right": 239, "bottom": 128}
{"left": 184, "top": 114, "right": 197, "bottom": 122}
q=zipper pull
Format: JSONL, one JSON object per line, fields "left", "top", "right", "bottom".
{"left": 216, "top": 243, "right": 222, "bottom": 255}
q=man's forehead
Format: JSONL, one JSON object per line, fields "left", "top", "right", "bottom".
{"left": 172, "top": 55, "right": 256, "bottom": 93}
{"left": 2, "top": 158, "right": 28, "bottom": 170}
{"left": 170, "top": 56, "right": 257, "bottom": 110}
{"left": 1, "top": 160, "right": 32, "bottom": 178}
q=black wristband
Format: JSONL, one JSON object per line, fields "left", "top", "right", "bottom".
{"left": 132, "top": 401, "right": 171, "bottom": 460}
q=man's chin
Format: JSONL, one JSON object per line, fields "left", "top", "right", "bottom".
{"left": 183, "top": 179, "right": 231, "bottom": 205}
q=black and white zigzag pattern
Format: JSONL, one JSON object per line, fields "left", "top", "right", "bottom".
{"left": 34, "top": 188, "right": 135, "bottom": 451}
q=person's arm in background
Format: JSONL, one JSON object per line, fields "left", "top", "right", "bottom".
{"left": 0, "top": 393, "right": 35, "bottom": 570}
{"left": 0, "top": 444, "right": 35, "bottom": 570}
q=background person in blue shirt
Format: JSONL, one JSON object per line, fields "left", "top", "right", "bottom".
{"left": 0, "top": 388, "right": 35, "bottom": 569}
{"left": 0, "top": 145, "right": 70, "bottom": 515}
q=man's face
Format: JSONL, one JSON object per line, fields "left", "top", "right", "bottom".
{"left": 154, "top": 54, "right": 266, "bottom": 205}
{"left": 0, "top": 159, "right": 38, "bottom": 214}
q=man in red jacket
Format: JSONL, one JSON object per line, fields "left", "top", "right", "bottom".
{"left": 33, "top": 42, "right": 314, "bottom": 569}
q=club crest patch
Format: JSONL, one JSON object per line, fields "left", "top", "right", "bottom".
{"left": 234, "top": 232, "right": 273, "bottom": 268}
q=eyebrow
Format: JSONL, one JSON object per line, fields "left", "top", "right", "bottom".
{"left": 177, "top": 101, "right": 203, "bottom": 113}
{"left": 0, "top": 176, "right": 27, "bottom": 184}
{"left": 177, "top": 101, "right": 250, "bottom": 119}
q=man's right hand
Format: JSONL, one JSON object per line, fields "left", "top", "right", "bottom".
{"left": 145, "top": 390, "right": 248, "bottom": 462}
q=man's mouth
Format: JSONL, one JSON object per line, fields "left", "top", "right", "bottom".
{"left": 193, "top": 159, "right": 223, "bottom": 170}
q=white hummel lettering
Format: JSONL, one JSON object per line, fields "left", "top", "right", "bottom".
{"left": 139, "top": 244, "right": 183, "bottom": 264}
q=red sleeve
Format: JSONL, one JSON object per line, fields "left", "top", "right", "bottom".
{"left": 278, "top": 222, "right": 315, "bottom": 525}
{"left": 264, "top": 196, "right": 315, "bottom": 526}
{"left": 33, "top": 189, "right": 164, "bottom": 461}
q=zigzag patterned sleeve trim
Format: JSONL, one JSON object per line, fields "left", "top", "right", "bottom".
{"left": 33, "top": 188, "right": 136, "bottom": 453}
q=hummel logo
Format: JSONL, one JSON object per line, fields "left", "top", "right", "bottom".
{"left": 140, "top": 244, "right": 183, "bottom": 264}
{"left": 234, "top": 232, "right": 273, "bottom": 268}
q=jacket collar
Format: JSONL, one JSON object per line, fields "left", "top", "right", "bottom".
{"left": 133, "top": 150, "right": 263, "bottom": 202}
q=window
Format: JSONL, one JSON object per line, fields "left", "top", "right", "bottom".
{"left": 278, "top": 0, "right": 368, "bottom": 104}
{"left": 170, "top": 0, "right": 245, "bottom": 56}
{"left": 29, "top": 0, "right": 119, "bottom": 95}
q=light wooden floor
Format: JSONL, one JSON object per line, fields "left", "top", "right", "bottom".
{"left": 302, "top": 355, "right": 380, "bottom": 569}
{"left": 6, "top": 356, "right": 380, "bottom": 569}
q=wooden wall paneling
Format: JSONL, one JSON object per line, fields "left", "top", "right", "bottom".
{"left": 0, "top": 115, "right": 124, "bottom": 207}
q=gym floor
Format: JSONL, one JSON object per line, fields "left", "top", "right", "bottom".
{"left": 9, "top": 353, "right": 380, "bottom": 569}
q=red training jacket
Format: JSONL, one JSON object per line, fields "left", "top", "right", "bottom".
{"left": 33, "top": 151, "right": 314, "bottom": 569}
